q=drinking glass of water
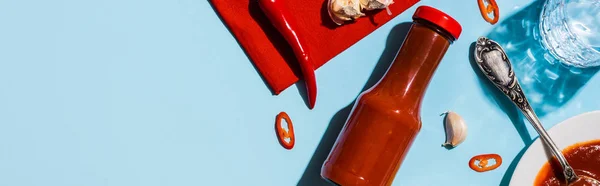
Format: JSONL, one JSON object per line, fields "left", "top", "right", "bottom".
{"left": 539, "top": 0, "right": 600, "bottom": 68}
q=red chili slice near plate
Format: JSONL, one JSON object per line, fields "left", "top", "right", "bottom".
{"left": 469, "top": 153, "right": 503, "bottom": 172}
{"left": 275, "top": 112, "right": 295, "bottom": 150}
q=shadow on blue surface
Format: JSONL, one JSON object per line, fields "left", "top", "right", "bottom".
{"left": 296, "top": 22, "right": 413, "bottom": 186}
{"left": 499, "top": 143, "right": 532, "bottom": 186}
{"left": 486, "top": 0, "right": 599, "bottom": 118}
{"left": 472, "top": 1, "right": 600, "bottom": 185}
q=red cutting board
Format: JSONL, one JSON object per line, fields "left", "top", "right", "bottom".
{"left": 210, "top": 0, "right": 420, "bottom": 94}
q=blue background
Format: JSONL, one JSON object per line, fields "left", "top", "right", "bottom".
{"left": 1, "top": 0, "right": 598, "bottom": 185}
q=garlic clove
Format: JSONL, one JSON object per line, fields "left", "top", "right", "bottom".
{"left": 328, "top": 0, "right": 364, "bottom": 25}
{"left": 359, "top": 0, "right": 394, "bottom": 11}
{"left": 442, "top": 111, "right": 468, "bottom": 148}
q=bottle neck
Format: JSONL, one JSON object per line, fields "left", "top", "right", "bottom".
{"left": 376, "top": 22, "right": 452, "bottom": 109}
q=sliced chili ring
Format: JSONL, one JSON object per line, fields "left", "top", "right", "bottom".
{"left": 275, "top": 112, "right": 295, "bottom": 150}
{"left": 469, "top": 153, "right": 502, "bottom": 172}
{"left": 478, "top": 0, "right": 499, "bottom": 24}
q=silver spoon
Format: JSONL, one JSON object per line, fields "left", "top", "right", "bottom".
{"left": 473, "top": 37, "right": 599, "bottom": 185}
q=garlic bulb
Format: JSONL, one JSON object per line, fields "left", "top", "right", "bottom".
{"left": 359, "top": 0, "right": 394, "bottom": 11}
{"left": 442, "top": 111, "right": 467, "bottom": 148}
{"left": 328, "top": 0, "right": 364, "bottom": 25}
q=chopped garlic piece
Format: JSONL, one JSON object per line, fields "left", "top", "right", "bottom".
{"left": 328, "top": 0, "right": 364, "bottom": 25}
{"left": 328, "top": 0, "right": 395, "bottom": 25}
{"left": 360, "top": 0, "right": 394, "bottom": 11}
{"left": 442, "top": 111, "right": 468, "bottom": 148}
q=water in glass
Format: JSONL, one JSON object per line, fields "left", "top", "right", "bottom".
{"left": 540, "top": 0, "right": 600, "bottom": 68}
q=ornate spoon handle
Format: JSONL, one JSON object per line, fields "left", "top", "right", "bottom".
{"left": 473, "top": 37, "right": 578, "bottom": 183}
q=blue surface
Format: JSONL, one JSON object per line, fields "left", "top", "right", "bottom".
{"left": 0, "top": 0, "right": 599, "bottom": 185}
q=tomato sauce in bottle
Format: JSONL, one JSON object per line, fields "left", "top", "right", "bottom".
{"left": 321, "top": 6, "right": 462, "bottom": 186}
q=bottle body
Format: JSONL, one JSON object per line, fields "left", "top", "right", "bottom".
{"left": 321, "top": 19, "right": 453, "bottom": 186}
{"left": 321, "top": 92, "right": 422, "bottom": 185}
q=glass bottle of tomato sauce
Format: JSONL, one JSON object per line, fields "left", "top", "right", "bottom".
{"left": 321, "top": 6, "right": 462, "bottom": 186}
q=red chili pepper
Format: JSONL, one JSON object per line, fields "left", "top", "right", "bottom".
{"left": 258, "top": 0, "right": 318, "bottom": 109}
{"left": 469, "top": 154, "right": 502, "bottom": 172}
{"left": 275, "top": 112, "right": 295, "bottom": 150}
{"left": 478, "top": 0, "right": 499, "bottom": 25}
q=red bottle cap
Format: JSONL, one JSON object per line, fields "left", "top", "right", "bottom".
{"left": 412, "top": 6, "right": 462, "bottom": 40}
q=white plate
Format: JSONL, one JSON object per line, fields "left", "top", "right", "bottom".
{"left": 509, "top": 111, "right": 600, "bottom": 186}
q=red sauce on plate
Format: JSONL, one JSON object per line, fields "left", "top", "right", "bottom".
{"left": 535, "top": 140, "right": 600, "bottom": 186}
